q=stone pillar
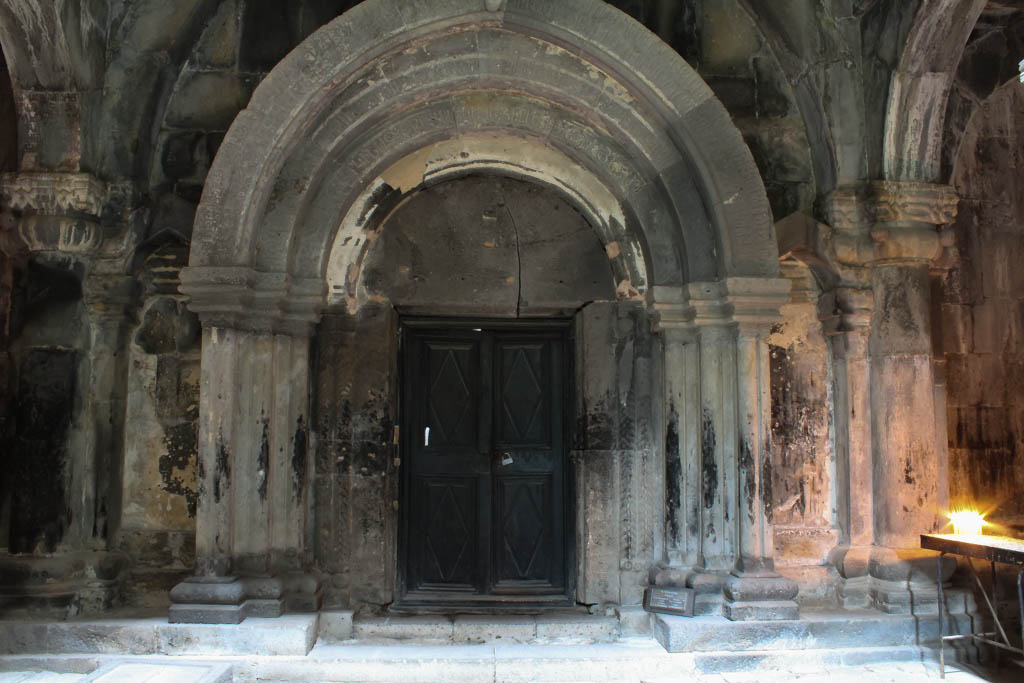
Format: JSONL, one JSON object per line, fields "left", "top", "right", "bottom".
{"left": 171, "top": 268, "right": 324, "bottom": 623}
{"left": 824, "top": 182, "right": 960, "bottom": 613}
{"left": 69, "top": 270, "right": 135, "bottom": 551}
{"left": 0, "top": 172, "right": 132, "bottom": 613}
{"left": 723, "top": 278, "right": 798, "bottom": 621}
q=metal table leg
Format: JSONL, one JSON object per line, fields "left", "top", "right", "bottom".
{"left": 938, "top": 552, "right": 946, "bottom": 678}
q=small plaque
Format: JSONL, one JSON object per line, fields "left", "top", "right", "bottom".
{"left": 643, "top": 586, "right": 695, "bottom": 617}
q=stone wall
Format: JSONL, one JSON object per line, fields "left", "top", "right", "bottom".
{"left": 769, "top": 263, "right": 836, "bottom": 575}
{"left": 117, "top": 241, "right": 200, "bottom": 605}
{"left": 944, "top": 78, "right": 1024, "bottom": 527}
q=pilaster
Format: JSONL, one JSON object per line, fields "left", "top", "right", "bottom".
{"left": 170, "top": 266, "right": 325, "bottom": 623}
{"left": 648, "top": 279, "right": 798, "bottom": 621}
{"left": 722, "top": 277, "right": 799, "bottom": 621}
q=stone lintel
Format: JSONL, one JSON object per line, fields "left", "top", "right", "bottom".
{"left": 180, "top": 266, "right": 325, "bottom": 337}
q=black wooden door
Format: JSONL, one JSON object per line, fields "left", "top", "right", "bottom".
{"left": 399, "top": 322, "right": 569, "bottom": 607}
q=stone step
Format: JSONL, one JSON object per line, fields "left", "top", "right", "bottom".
{"left": 654, "top": 608, "right": 978, "bottom": 653}
{"left": 348, "top": 612, "right": 620, "bottom": 644}
{"left": 0, "top": 615, "right": 317, "bottom": 657}
{"left": 0, "top": 642, "right": 1007, "bottom": 682}
{"left": 82, "top": 661, "right": 231, "bottom": 683}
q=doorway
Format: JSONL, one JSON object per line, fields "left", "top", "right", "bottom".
{"left": 396, "top": 319, "right": 573, "bottom": 609}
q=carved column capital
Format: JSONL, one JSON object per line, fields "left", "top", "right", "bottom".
{"left": 647, "top": 285, "right": 694, "bottom": 337}
{"left": 726, "top": 277, "right": 790, "bottom": 337}
{"left": 821, "top": 181, "right": 958, "bottom": 268}
{"left": 179, "top": 266, "right": 326, "bottom": 338}
{"left": 2, "top": 172, "right": 106, "bottom": 218}
{"left": 648, "top": 278, "right": 791, "bottom": 338}
{"left": 1, "top": 172, "right": 108, "bottom": 254}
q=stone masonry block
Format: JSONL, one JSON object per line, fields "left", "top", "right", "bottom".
{"left": 940, "top": 304, "right": 972, "bottom": 354}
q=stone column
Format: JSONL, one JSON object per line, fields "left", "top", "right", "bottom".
{"left": 171, "top": 268, "right": 323, "bottom": 623}
{"left": 0, "top": 172, "right": 133, "bottom": 613}
{"left": 823, "top": 182, "right": 960, "bottom": 612}
{"left": 70, "top": 270, "right": 135, "bottom": 551}
{"left": 822, "top": 284, "right": 875, "bottom": 606}
{"left": 723, "top": 278, "right": 798, "bottom": 621}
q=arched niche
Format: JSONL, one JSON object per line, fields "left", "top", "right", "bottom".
{"left": 172, "top": 0, "right": 794, "bottom": 624}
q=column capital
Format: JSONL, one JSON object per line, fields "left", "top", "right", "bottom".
{"left": 1, "top": 172, "right": 108, "bottom": 255}
{"left": 726, "top": 277, "right": 790, "bottom": 336}
{"left": 648, "top": 278, "right": 790, "bottom": 336}
{"left": 179, "top": 266, "right": 325, "bottom": 338}
{"left": 1, "top": 171, "right": 107, "bottom": 218}
{"left": 822, "top": 181, "right": 958, "bottom": 267}
{"left": 647, "top": 278, "right": 790, "bottom": 337}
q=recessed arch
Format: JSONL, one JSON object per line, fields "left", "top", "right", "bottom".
{"left": 185, "top": 0, "right": 781, "bottom": 320}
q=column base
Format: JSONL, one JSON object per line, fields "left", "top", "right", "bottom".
{"left": 867, "top": 547, "right": 956, "bottom": 615}
{"left": 168, "top": 572, "right": 323, "bottom": 624}
{"left": 687, "top": 570, "right": 726, "bottom": 616}
{"left": 723, "top": 572, "right": 799, "bottom": 621}
{"left": 829, "top": 545, "right": 872, "bottom": 608}
{"left": 0, "top": 551, "right": 129, "bottom": 618}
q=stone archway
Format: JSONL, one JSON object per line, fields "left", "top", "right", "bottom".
{"left": 174, "top": 0, "right": 792, "bottom": 623}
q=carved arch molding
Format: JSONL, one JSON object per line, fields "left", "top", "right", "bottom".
{"left": 170, "top": 0, "right": 792, "bottom": 623}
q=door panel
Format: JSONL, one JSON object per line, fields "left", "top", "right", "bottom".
{"left": 400, "top": 323, "right": 569, "bottom": 606}
{"left": 413, "top": 477, "right": 477, "bottom": 590}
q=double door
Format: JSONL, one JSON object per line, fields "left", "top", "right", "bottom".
{"left": 399, "top": 322, "right": 570, "bottom": 607}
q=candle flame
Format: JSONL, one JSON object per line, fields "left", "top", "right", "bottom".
{"left": 949, "top": 509, "right": 986, "bottom": 536}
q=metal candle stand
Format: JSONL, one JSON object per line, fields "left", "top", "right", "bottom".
{"left": 921, "top": 533, "right": 1024, "bottom": 678}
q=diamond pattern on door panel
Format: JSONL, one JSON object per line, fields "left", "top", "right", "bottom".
{"left": 428, "top": 348, "right": 472, "bottom": 446}
{"left": 424, "top": 481, "right": 472, "bottom": 583}
{"left": 500, "top": 478, "right": 547, "bottom": 579}
{"left": 501, "top": 345, "right": 546, "bottom": 444}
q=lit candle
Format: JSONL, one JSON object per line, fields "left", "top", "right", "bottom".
{"left": 949, "top": 509, "right": 986, "bottom": 536}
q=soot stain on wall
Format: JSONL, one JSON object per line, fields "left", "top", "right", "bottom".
{"left": 214, "top": 436, "right": 230, "bottom": 503}
{"left": 9, "top": 348, "right": 78, "bottom": 553}
{"left": 257, "top": 414, "right": 270, "bottom": 501}
{"left": 158, "top": 421, "right": 198, "bottom": 517}
{"left": 701, "top": 407, "right": 718, "bottom": 510}
{"left": 292, "top": 415, "right": 308, "bottom": 498}
{"left": 665, "top": 399, "right": 681, "bottom": 544}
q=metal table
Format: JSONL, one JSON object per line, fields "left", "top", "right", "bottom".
{"left": 921, "top": 533, "right": 1024, "bottom": 678}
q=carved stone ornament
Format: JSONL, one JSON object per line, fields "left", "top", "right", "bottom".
{"left": 868, "top": 181, "right": 958, "bottom": 227}
{"left": 1, "top": 172, "right": 107, "bottom": 218}
{"left": 823, "top": 181, "right": 958, "bottom": 233}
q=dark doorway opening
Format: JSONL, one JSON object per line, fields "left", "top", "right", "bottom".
{"left": 396, "top": 319, "right": 573, "bottom": 611}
